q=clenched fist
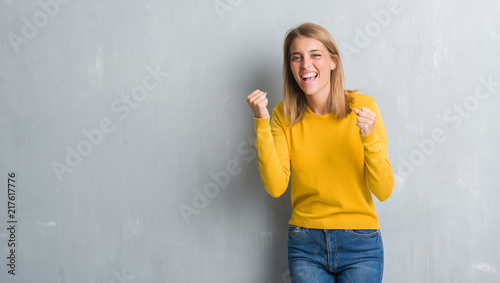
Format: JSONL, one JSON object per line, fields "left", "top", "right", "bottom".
{"left": 246, "top": 89, "right": 270, "bottom": 119}
{"left": 353, "top": 107, "right": 376, "bottom": 135}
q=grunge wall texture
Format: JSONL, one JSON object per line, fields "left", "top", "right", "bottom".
{"left": 1, "top": 0, "right": 499, "bottom": 282}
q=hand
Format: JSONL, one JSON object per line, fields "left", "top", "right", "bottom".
{"left": 353, "top": 107, "right": 376, "bottom": 135}
{"left": 246, "top": 89, "right": 270, "bottom": 119}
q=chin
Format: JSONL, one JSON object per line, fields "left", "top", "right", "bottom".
{"left": 301, "top": 87, "right": 317, "bottom": 96}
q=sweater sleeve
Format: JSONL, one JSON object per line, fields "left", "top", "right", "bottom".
{"left": 360, "top": 101, "right": 395, "bottom": 201}
{"left": 253, "top": 109, "right": 291, "bottom": 198}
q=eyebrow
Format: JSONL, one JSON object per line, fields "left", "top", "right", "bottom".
{"left": 290, "top": 49, "right": 324, "bottom": 56}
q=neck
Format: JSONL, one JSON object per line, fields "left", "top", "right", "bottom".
{"left": 305, "top": 89, "right": 330, "bottom": 115}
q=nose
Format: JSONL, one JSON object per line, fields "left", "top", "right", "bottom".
{"left": 301, "top": 57, "right": 311, "bottom": 68}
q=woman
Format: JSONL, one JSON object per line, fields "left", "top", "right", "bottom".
{"left": 246, "top": 23, "right": 395, "bottom": 282}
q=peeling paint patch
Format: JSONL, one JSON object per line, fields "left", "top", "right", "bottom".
{"left": 471, "top": 263, "right": 497, "bottom": 273}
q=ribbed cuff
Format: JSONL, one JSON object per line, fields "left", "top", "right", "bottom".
{"left": 254, "top": 116, "right": 271, "bottom": 132}
{"left": 360, "top": 129, "right": 379, "bottom": 145}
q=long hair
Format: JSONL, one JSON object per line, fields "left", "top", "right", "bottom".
{"left": 282, "top": 22, "right": 357, "bottom": 129}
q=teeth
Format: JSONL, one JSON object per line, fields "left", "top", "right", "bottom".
{"left": 302, "top": 73, "right": 317, "bottom": 78}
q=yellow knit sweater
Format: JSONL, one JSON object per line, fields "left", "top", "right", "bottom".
{"left": 254, "top": 92, "right": 394, "bottom": 229}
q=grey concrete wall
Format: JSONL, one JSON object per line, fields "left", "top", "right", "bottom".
{"left": 1, "top": 0, "right": 499, "bottom": 282}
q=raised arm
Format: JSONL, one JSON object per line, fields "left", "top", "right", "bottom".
{"left": 247, "top": 90, "right": 291, "bottom": 197}
{"left": 354, "top": 101, "right": 395, "bottom": 201}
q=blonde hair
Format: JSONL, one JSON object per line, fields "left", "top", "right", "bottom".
{"left": 282, "top": 22, "right": 358, "bottom": 128}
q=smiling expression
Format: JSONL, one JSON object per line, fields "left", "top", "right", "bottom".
{"left": 289, "top": 36, "right": 336, "bottom": 98}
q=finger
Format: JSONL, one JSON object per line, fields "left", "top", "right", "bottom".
{"left": 246, "top": 89, "right": 265, "bottom": 101}
{"left": 249, "top": 96, "right": 268, "bottom": 110}
{"left": 357, "top": 112, "right": 376, "bottom": 122}
{"left": 357, "top": 110, "right": 375, "bottom": 119}
{"left": 356, "top": 116, "right": 374, "bottom": 124}
{"left": 356, "top": 121, "right": 368, "bottom": 129}
{"left": 353, "top": 107, "right": 360, "bottom": 115}
{"left": 254, "top": 94, "right": 268, "bottom": 106}
{"left": 359, "top": 107, "right": 376, "bottom": 118}
{"left": 361, "top": 107, "right": 374, "bottom": 113}
{"left": 250, "top": 89, "right": 262, "bottom": 96}
{"left": 248, "top": 91, "right": 267, "bottom": 104}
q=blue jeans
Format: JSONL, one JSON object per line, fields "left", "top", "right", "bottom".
{"left": 288, "top": 225, "right": 384, "bottom": 283}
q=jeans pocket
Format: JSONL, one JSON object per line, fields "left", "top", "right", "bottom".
{"left": 289, "top": 224, "right": 308, "bottom": 238}
{"left": 347, "top": 229, "right": 380, "bottom": 238}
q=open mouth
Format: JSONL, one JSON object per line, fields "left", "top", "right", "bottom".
{"left": 301, "top": 72, "right": 318, "bottom": 84}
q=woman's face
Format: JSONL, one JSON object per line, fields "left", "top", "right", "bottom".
{"left": 289, "top": 36, "right": 336, "bottom": 98}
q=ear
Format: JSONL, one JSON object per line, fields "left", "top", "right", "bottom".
{"left": 330, "top": 56, "right": 337, "bottom": 70}
{"left": 330, "top": 61, "right": 336, "bottom": 70}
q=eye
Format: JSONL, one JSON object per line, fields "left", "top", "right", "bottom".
{"left": 291, "top": 56, "right": 301, "bottom": 62}
{"left": 312, "top": 53, "right": 321, "bottom": 58}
